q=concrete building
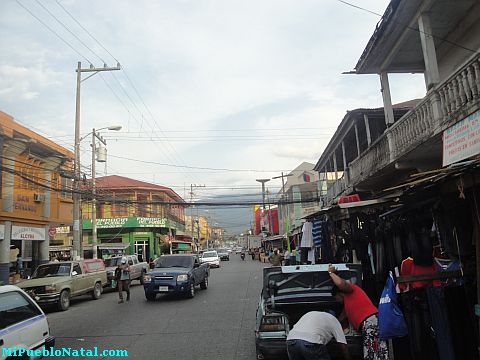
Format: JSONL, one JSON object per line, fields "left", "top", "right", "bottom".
{"left": 315, "top": 0, "right": 480, "bottom": 201}
{"left": 0, "top": 111, "right": 74, "bottom": 284}
{"left": 81, "top": 175, "right": 186, "bottom": 261}
{"left": 275, "top": 162, "right": 323, "bottom": 234}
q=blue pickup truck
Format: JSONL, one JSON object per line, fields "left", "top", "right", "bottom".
{"left": 143, "top": 254, "right": 209, "bottom": 301}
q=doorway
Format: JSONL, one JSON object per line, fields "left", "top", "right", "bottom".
{"left": 134, "top": 240, "right": 149, "bottom": 262}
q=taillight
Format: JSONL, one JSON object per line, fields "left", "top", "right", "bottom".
{"left": 259, "top": 315, "right": 286, "bottom": 331}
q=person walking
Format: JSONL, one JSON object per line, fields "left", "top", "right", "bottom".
{"left": 269, "top": 249, "right": 282, "bottom": 266}
{"left": 328, "top": 266, "right": 388, "bottom": 360}
{"left": 117, "top": 257, "right": 131, "bottom": 304}
{"left": 286, "top": 311, "right": 350, "bottom": 360}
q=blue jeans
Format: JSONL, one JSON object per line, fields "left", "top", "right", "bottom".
{"left": 286, "top": 339, "right": 331, "bottom": 360}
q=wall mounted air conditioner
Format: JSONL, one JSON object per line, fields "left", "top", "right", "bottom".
{"left": 34, "top": 193, "right": 46, "bottom": 202}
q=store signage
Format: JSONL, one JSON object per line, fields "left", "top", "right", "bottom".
{"left": 83, "top": 217, "right": 175, "bottom": 229}
{"left": 0, "top": 224, "right": 4, "bottom": 240}
{"left": 11, "top": 226, "right": 46, "bottom": 241}
{"left": 55, "top": 226, "right": 71, "bottom": 234}
{"left": 443, "top": 110, "right": 480, "bottom": 166}
{"left": 48, "top": 227, "right": 57, "bottom": 237}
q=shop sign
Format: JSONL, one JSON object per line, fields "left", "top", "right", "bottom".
{"left": 0, "top": 224, "right": 4, "bottom": 240}
{"left": 443, "top": 110, "right": 480, "bottom": 166}
{"left": 48, "top": 227, "right": 57, "bottom": 237}
{"left": 83, "top": 217, "right": 173, "bottom": 229}
{"left": 11, "top": 226, "right": 46, "bottom": 241}
{"left": 55, "top": 226, "right": 71, "bottom": 234}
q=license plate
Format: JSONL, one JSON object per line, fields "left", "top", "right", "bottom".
{"left": 158, "top": 286, "right": 169, "bottom": 292}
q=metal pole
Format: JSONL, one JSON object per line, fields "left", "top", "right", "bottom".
{"left": 73, "top": 61, "right": 82, "bottom": 260}
{"left": 91, "top": 129, "right": 97, "bottom": 259}
{"left": 280, "top": 172, "right": 291, "bottom": 252}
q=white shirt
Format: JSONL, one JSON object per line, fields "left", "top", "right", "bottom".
{"left": 287, "top": 311, "right": 347, "bottom": 345}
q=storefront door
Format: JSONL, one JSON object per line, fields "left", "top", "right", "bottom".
{"left": 134, "top": 240, "right": 148, "bottom": 262}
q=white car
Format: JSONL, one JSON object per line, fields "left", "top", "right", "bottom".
{"left": 200, "top": 250, "right": 220, "bottom": 268}
{"left": 0, "top": 285, "right": 55, "bottom": 360}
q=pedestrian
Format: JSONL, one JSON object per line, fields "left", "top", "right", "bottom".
{"left": 286, "top": 311, "right": 350, "bottom": 360}
{"left": 284, "top": 249, "right": 291, "bottom": 266}
{"left": 117, "top": 257, "right": 131, "bottom": 304}
{"left": 16, "top": 253, "right": 23, "bottom": 276}
{"left": 269, "top": 249, "right": 282, "bottom": 266}
{"left": 328, "top": 266, "right": 388, "bottom": 360}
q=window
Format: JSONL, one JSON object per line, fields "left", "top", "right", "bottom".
{"left": 72, "top": 264, "right": 82, "bottom": 275}
{"left": 60, "top": 176, "right": 73, "bottom": 199}
{"left": 0, "top": 291, "right": 42, "bottom": 329}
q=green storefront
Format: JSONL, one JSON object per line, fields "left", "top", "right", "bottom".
{"left": 82, "top": 217, "right": 185, "bottom": 261}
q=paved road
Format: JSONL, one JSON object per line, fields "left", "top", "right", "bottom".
{"left": 47, "top": 254, "right": 268, "bottom": 359}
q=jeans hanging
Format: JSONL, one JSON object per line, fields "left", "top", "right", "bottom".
{"left": 426, "top": 287, "right": 455, "bottom": 360}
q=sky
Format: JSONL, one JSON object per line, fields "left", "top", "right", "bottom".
{"left": 0, "top": 0, "right": 426, "bottom": 234}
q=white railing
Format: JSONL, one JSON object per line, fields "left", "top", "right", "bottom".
{"left": 347, "top": 53, "right": 480, "bottom": 189}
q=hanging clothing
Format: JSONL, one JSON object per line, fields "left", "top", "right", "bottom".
{"left": 426, "top": 287, "right": 455, "bottom": 360}
{"left": 400, "top": 257, "right": 441, "bottom": 291}
{"left": 300, "top": 221, "right": 313, "bottom": 248}
{"left": 307, "top": 249, "right": 315, "bottom": 264}
{"left": 312, "top": 218, "right": 324, "bottom": 247}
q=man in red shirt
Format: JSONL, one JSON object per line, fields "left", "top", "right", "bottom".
{"left": 328, "top": 266, "right": 388, "bottom": 360}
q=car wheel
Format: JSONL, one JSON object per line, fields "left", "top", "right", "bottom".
{"left": 91, "top": 282, "right": 102, "bottom": 300}
{"left": 139, "top": 271, "right": 145, "bottom": 285}
{"left": 58, "top": 290, "right": 70, "bottom": 311}
{"left": 188, "top": 282, "right": 195, "bottom": 298}
{"left": 200, "top": 277, "right": 208, "bottom": 290}
{"left": 145, "top": 292, "right": 156, "bottom": 301}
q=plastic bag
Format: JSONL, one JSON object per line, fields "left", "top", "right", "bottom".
{"left": 378, "top": 271, "right": 408, "bottom": 340}
{"left": 111, "top": 279, "right": 117, "bottom": 289}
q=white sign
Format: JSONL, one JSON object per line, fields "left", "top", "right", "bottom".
{"left": 443, "top": 110, "right": 480, "bottom": 166}
{"left": 11, "top": 226, "right": 46, "bottom": 241}
{"left": 0, "top": 224, "right": 4, "bottom": 240}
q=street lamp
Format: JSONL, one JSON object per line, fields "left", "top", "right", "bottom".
{"left": 90, "top": 126, "right": 122, "bottom": 259}
{"left": 256, "top": 179, "right": 270, "bottom": 234}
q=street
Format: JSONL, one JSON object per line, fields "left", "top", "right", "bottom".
{"left": 47, "top": 255, "right": 268, "bottom": 360}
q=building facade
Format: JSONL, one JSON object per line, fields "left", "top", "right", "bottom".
{"left": 0, "top": 111, "right": 74, "bottom": 284}
{"left": 81, "top": 175, "right": 186, "bottom": 261}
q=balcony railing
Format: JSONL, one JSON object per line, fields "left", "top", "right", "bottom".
{"left": 347, "top": 53, "right": 480, "bottom": 189}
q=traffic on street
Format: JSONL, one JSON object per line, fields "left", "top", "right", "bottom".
{"left": 45, "top": 254, "right": 267, "bottom": 360}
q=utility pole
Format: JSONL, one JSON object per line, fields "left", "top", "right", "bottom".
{"left": 189, "top": 184, "right": 205, "bottom": 252}
{"left": 72, "top": 61, "right": 121, "bottom": 260}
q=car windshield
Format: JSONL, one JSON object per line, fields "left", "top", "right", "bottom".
{"left": 202, "top": 251, "right": 217, "bottom": 258}
{"left": 217, "top": 249, "right": 227, "bottom": 254}
{"left": 104, "top": 258, "right": 122, "bottom": 267}
{"left": 155, "top": 256, "right": 193, "bottom": 268}
{"left": 33, "top": 263, "right": 72, "bottom": 278}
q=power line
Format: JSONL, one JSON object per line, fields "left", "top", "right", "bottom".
{"left": 15, "top": 0, "right": 92, "bottom": 64}
{"left": 107, "top": 153, "right": 293, "bottom": 172}
{"left": 335, "top": 0, "right": 479, "bottom": 55}
{"left": 34, "top": 0, "right": 106, "bottom": 64}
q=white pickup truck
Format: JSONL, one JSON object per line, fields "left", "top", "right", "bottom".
{"left": 104, "top": 255, "right": 149, "bottom": 287}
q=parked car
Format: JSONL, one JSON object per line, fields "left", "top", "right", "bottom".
{"left": 255, "top": 264, "right": 363, "bottom": 360}
{"left": 0, "top": 285, "right": 55, "bottom": 360}
{"left": 104, "top": 254, "right": 149, "bottom": 287}
{"left": 217, "top": 248, "right": 230, "bottom": 261}
{"left": 143, "top": 254, "right": 209, "bottom": 300}
{"left": 17, "top": 259, "right": 107, "bottom": 311}
{"left": 200, "top": 250, "right": 220, "bottom": 268}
